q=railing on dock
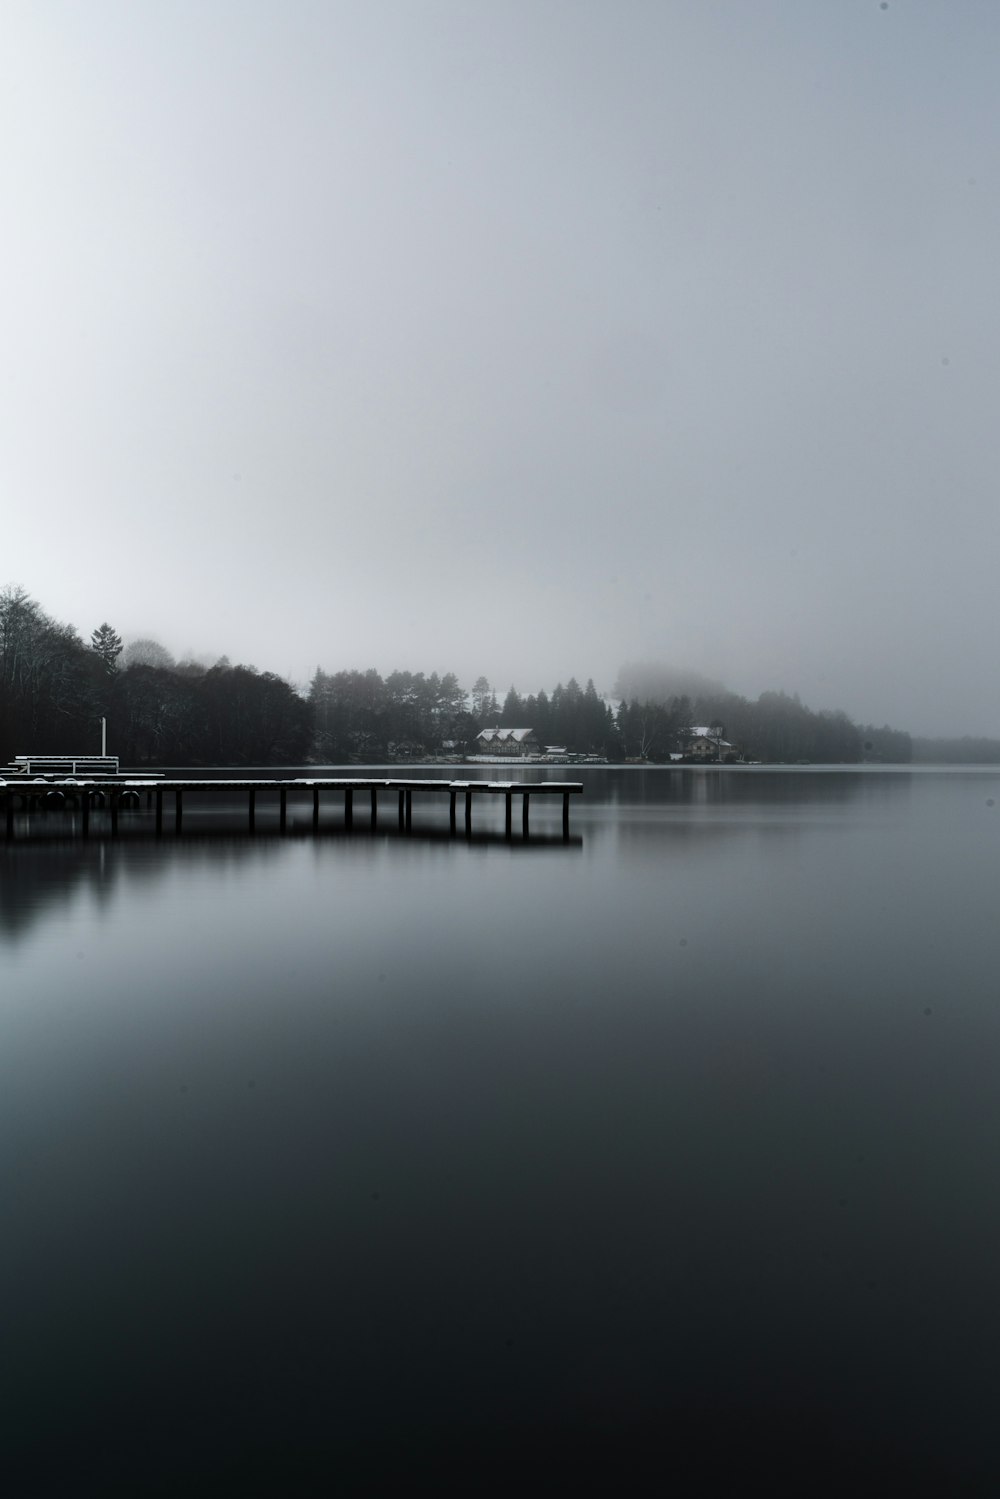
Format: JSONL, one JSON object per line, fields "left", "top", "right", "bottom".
{"left": 7, "top": 754, "right": 122, "bottom": 777}
{"left": 0, "top": 776, "right": 584, "bottom": 840}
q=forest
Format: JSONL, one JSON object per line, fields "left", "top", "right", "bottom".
{"left": 0, "top": 587, "right": 310, "bottom": 766}
{"left": 0, "top": 584, "right": 916, "bottom": 766}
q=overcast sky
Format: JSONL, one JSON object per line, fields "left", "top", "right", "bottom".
{"left": 3, "top": 1, "right": 998, "bottom": 734}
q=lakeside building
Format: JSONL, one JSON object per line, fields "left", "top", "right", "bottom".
{"left": 681, "top": 727, "right": 738, "bottom": 761}
{"left": 475, "top": 727, "right": 540, "bottom": 757}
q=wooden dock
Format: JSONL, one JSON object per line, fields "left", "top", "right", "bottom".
{"left": 0, "top": 776, "right": 584, "bottom": 839}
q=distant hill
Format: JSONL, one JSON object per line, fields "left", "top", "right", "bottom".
{"left": 613, "top": 662, "right": 728, "bottom": 704}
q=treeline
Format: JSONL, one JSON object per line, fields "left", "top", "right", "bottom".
{"left": 309, "top": 670, "right": 615, "bottom": 760}
{"left": 311, "top": 670, "right": 911, "bottom": 764}
{"left": 115, "top": 661, "right": 311, "bottom": 763}
{"left": 614, "top": 689, "right": 911, "bottom": 764}
{"left": 0, "top": 584, "right": 917, "bottom": 766}
{"left": 0, "top": 587, "right": 310, "bottom": 765}
{"left": 310, "top": 669, "right": 475, "bottom": 761}
{"left": 912, "top": 736, "right": 1000, "bottom": 764}
{"left": 0, "top": 587, "right": 101, "bottom": 762}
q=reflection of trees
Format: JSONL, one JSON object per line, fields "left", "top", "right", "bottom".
{"left": 0, "top": 825, "right": 581, "bottom": 944}
{"left": 594, "top": 766, "right": 910, "bottom": 807}
{"left": 607, "top": 767, "right": 913, "bottom": 857}
{"left": 0, "top": 838, "right": 282, "bottom": 945}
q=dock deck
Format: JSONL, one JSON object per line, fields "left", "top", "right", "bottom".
{"left": 0, "top": 776, "right": 584, "bottom": 839}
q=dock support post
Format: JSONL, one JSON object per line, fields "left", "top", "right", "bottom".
{"left": 465, "top": 789, "right": 472, "bottom": 835}
{"left": 562, "top": 792, "right": 570, "bottom": 838}
{"left": 449, "top": 790, "right": 456, "bottom": 833}
{"left": 81, "top": 789, "right": 90, "bottom": 838}
{"left": 505, "top": 791, "right": 512, "bottom": 838}
{"left": 405, "top": 788, "right": 412, "bottom": 830}
{"left": 280, "top": 787, "right": 287, "bottom": 832}
{"left": 5, "top": 793, "right": 11, "bottom": 839}
{"left": 312, "top": 787, "right": 319, "bottom": 830}
{"left": 370, "top": 787, "right": 378, "bottom": 828}
{"left": 249, "top": 788, "right": 256, "bottom": 832}
{"left": 155, "top": 788, "right": 163, "bottom": 835}
{"left": 345, "top": 788, "right": 353, "bottom": 829}
{"left": 110, "top": 793, "right": 119, "bottom": 836}
{"left": 522, "top": 792, "right": 529, "bottom": 836}
{"left": 175, "top": 789, "right": 183, "bottom": 833}
{"left": 398, "top": 789, "right": 405, "bottom": 828}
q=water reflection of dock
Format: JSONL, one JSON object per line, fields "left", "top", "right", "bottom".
{"left": 1, "top": 776, "right": 583, "bottom": 840}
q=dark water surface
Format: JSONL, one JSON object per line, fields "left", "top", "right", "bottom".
{"left": 3, "top": 767, "right": 1000, "bottom": 1492}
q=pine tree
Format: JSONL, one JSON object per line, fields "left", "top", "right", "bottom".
{"left": 90, "top": 622, "right": 123, "bottom": 675}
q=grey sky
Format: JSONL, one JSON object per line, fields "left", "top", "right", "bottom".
{"left": 3, "top": 1, "right": 998, "bottom": 734}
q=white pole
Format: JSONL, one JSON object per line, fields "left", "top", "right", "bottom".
{"left": 101, "top": 717, "right": 107, "bottom": 756}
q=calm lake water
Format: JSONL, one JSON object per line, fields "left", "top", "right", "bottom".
{"left": 3, "top": 766, "right": 1000, "bottom": 1492}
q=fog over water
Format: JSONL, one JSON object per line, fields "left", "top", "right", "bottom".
{"left": 5, "top": 2, "right": 999, "bottom": 732}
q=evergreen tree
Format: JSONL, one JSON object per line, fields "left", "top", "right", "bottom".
{"left": 500, "top": 686, "right": 523, "bottom": 724}
{"left": 90, "top": 622, "right": 123, "bottom": 675}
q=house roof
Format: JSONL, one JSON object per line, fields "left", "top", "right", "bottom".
{"left": 477, "top": 727, "right": 535, "bottom": 743}
{"left": 684, "top": 726, "right": 734, "bottom": 748}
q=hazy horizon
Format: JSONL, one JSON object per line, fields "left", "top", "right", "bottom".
{"left": 5, "top": 2, "right": 998, "bottom": 736}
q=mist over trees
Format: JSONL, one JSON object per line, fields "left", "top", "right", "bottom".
{"left": 613, "top": 688, "right": 892, "bottom": 764}
{"left": 614, "top": 663, "right": 728, "bottom": 705}
{"left": 860, "top": 724, "right": 915, "bottom": 764}
{"left": 0, "top": 585, "right": 924, "bottom": 766}
{"left": 121, "top": 637, "right": 176, "bottom": 671}
{"left": 613, "top": 665, "right": 914, "bottom": 763}
{"left": 911, "top": 735, "right": 1000, "bottom": 764}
